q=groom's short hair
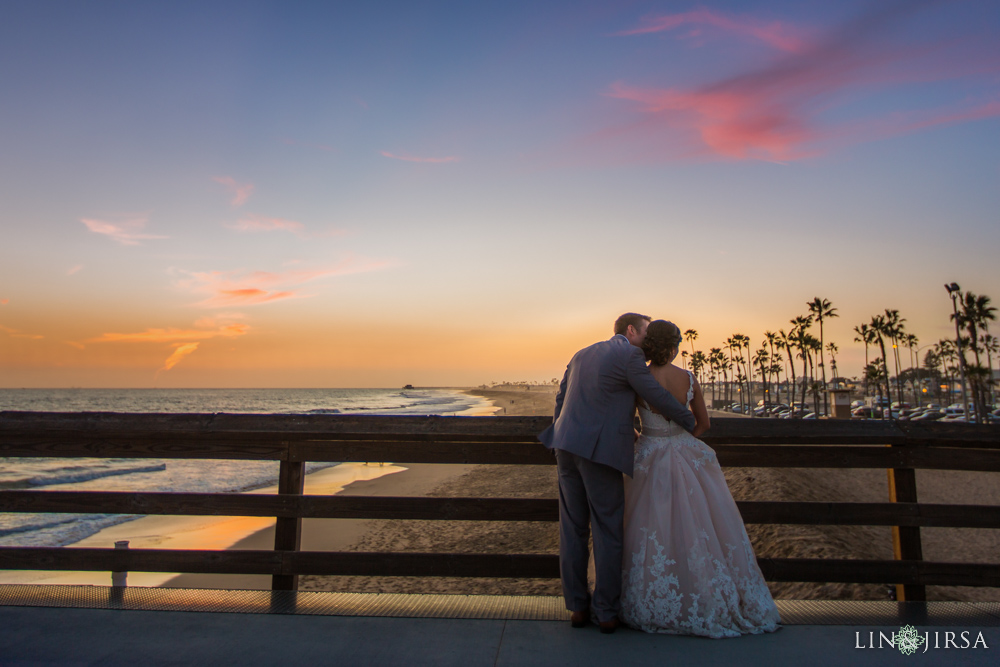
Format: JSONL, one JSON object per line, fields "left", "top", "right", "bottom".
{"left": 614, "top": 313, "right": 651, "bottom": 336}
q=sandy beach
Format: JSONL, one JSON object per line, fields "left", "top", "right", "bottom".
{"left": 7, "top": 383, "right": 996, "bottom": 602}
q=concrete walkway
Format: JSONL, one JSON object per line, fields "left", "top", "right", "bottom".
{"left": 1, "top": 588, "right": 998, "bottom": 666}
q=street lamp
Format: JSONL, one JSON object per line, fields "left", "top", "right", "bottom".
{"left": 945, "top": 283, "right": 973, "bottom": 422}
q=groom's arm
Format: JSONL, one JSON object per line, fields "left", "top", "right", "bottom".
{"left": 552, "top": 367, "right": 569, "bottom": 421}
{"left": 625, "top": 350, "right": 696, "bottom": 433}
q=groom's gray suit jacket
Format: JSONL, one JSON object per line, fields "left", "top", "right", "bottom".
{"left": 538, "top": 334, "right": 696, "bottom": 476}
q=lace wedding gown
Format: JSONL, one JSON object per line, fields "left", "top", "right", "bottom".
{"left": 621, "top": 372, "right": 781, "bottom": 638}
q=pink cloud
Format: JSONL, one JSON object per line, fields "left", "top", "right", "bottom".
{"left": 601, "top": 4, "right": 1000, "bottom": 162}
{"left": 80, "top": 217, "right": 168, "bottom": 246}
{"left": 618, "top": 8, "right": 810, "bottom": 53}
{"left": 175, "top": 257, "right": 394, "bottom": 308}
{"left": 606, "top": 82, "right": 817, "bottom": 161}
{"left": 212, "top": 176, "right": 254, "bottom": 207}
{"left": 67, "top": 265, "right": 83, "bottom": 276}
{"left": 380, "top": 151, "right": 460, "bottom": 164}
{"left": 1, "top": 299, "right": 8, "bottom": 305}
{"left": 226, "top": 215, "right": 306, "bottom": 235}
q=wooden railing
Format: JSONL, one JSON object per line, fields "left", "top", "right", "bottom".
{"left": 1, "top": 412, "right": 999, "bottom": 600}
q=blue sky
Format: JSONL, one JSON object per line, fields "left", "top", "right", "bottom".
{"left": 1, "top": 0, "right": 998, "bottom": 387}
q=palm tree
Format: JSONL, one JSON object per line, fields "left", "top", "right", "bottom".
{"left": 769, "top": 357, "right": 784, "bottom": 404}
{"left": 690, "top": 350, "right": 707, "bottom": 386}
{"left": 982, "top": 333, "right": 998, "bottom": 406}
{"left": 865, "top": 360, "right": 887, "bottom": 412}
{"left": 742, "top": 334, "right": 753, "bottom": 410}
{"left": 881, "top": 309, "right": 907, "bottom": 408}
{"left": 789, "top": 315, "right": 813, "bottom": 409}
{"left": 954, "top": 292, "right": 996, "bottom": 420}
{"left": 730, "top": 334, "right": 751, "bottom": 412}
{"left": 854, "top": 323, "right": 874, "bottom": 397}
{"left": 807, "top": 297, "right": 838, "bottom": 414}
{"left": 826, "top": 342, "right": 839, "bottom": 386}
{"left": 684, "top": 329, "right": 698, "bottom": 358}
{"left": 869, "top": 313, "right": 896, "bottom": 418}
{"left": 935, "top": 339, "right": 958, "bottom": 404}
{"left": 805, "top": 334, "right": 822, "bottom": 415}
{"left": 753, "top": 348, "right": 770, "bottom": 408}
{"left": 778, "top": 329, "right": 797, "bottom": 409}
{"left": 725, "top": 337, "right": 737, "bottom": 404}
{"left": 709, "top": 347, "right": 725, "bottom": 406}
{"left": 903, "top": 333, "right": 919, "bottom": 406}
{"left": 763, "top": 331, "right": 779, "bottom": 402}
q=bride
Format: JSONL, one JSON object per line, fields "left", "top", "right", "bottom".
{"left": 620, "top": 320, "right": 781, "bottom": 638}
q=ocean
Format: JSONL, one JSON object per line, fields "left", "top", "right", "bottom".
{"left": 0, "top": 387, "right": 494, "bottom": 548}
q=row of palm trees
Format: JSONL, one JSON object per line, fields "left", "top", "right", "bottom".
{"left": 679, "top": 290, "right": 996, "bottom": 422}
{"left": 681, "top": 297, "right": 839, "bottom": 417}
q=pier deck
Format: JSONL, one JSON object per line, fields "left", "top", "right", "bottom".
{"left": 1, "top": 586, "right": 998, "bottom": 666}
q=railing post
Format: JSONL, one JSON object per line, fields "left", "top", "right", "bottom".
{"left": 272, "top": 454, "right": 304, "bottom": 592}
{"left": 111, "top": 540, "right": 129, "bottom": 587}
{"left": 887, "top": 444, "right": 925, "bottom": 601}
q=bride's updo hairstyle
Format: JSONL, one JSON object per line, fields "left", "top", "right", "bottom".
{"left": 642, "top": 320, "right": 682, "bottom": 366}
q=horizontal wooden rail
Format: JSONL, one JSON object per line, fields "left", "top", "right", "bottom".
{"left": 713, "top": 445, "right": 1000, "bottom": 472}
{"left": 0, "top": 547, "right": 559, "bottom": 579}
{"left": 2, "top": 547, "right": 998, "bottom": 587}
{"left": 757, "top": 558, "right": 1000, "bottom": 587}
{"left": 2, "top": 412, "right": 999, "bottom": 462}
{"left": 5, "top": 491, "right": 1000, "bottom": 529}
{"left": 0, "top": 491, "right": 559, "bottom": 522}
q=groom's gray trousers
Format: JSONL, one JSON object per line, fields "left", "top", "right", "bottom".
{"left": 555, "top": 449, "right": 625, "bottom": 623}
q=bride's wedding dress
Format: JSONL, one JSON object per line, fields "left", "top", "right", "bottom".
{"left": 621, "top": 372, "right": 781, "bottom": 637}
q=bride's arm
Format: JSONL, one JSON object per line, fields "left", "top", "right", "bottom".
{"left": 691, "top": 377, "right": 711, "bottom": 438}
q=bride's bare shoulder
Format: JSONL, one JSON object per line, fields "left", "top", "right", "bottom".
{"left": 649, "top": 363, "right": 690, "bottom": 401}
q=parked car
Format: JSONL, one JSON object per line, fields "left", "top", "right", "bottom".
{"left": 852, "top": 406, "right": 881, "bottom": 419}
{"left": 850, "top": 400, "right": 866, "bottom": 409}
{"left": 910, "top": 410, "right": 944, "bottom": 421}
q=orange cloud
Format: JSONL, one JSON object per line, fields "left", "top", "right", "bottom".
{"left": 212, "top": 176, "right": 254, "bottom": 206}
{"left": 176, "top": 257, "right": 394, "bottom": 308}
{"left": 88, "top": 323, "right": 249, "bottom": 344}
{"left": 158, "top": 342, "right": 200, "bottom": 374}
{"left": 0, "top": 324, "right": 44, "bottom": 340}
{"left": 617, "top": 8, "right": 810, "bottom": 53}
{"left": 226, "top": 215, "right": 306, "bottom": 235}
{"left": 80, "top": 217, "right": 168, "bottom": 246}
{"left": 1, "top": 299, "right": 8, "bottom": 305}
{"left": 380, "top": 151, "right": 460, "bottom": 164}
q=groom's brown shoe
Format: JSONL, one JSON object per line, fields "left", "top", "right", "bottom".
{"left": 570, "top": 610, "right": 589, "bottom": 628}
{"left": 599, "top": 617, "right": 621, "bottom": 634}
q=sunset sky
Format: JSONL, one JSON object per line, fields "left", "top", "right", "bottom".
{"left": 2, "top": 0, "right": 998, "bottom": 388}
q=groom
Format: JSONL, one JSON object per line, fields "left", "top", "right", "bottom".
{"left": 539, "top": 313, "right": 696, "bottom": 633}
